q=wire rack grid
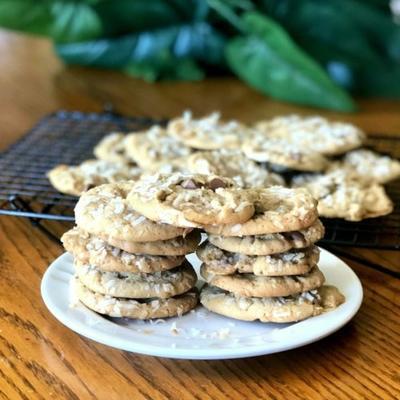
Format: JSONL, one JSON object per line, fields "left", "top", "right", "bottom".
{"left": 0, "top": 110, "right": 399, "bottom": 250}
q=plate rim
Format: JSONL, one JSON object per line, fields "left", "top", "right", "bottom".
{"left": 41, "top": 248, "right": 363, "bottom": 360}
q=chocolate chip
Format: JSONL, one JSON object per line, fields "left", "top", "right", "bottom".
{"left": 285, "top": 231, "right": 305, "bottom": 244}
{"left": 182, "top": 179, "right": 199, "bottom": 189}
{"left": 208, "top": 178, "right": 226, "bottom": 190}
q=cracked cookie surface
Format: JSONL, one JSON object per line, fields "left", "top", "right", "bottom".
{"left": 75, "top": 182, "right": 189, "bottom": 242}
{"left": 204, "top": 187, "right": 318, "bottom": 236}
{"left": 200, "top": 284, "right": 345, "bottom": 323}
{"left": 127, "top": 173, "right": 255, "bottom": 227}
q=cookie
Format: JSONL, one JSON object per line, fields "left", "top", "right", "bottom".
{"left": 208, "top": 220, "right": 324, "bottom": 256}
{"left": 62, "top": 227, "right": 184, "bottom": 273}
{"left": 167, "top": 111, "right": 253, "bottom": 150}
{"left": 197, "top": 242, "right": 319, "bottom": 276}
{"left": 201, "top": 264, "right": 325, "bottom": 297}
{"left": 75, "top": 261, "right": 197, "bottom": 299}
{"left": 47, "top": 159, "right": 142, "bottom": 196}
{"left": 124, "top": 126, "right": 192, "bottom": 170}
{"left": 204, "top": 187, "right": 318, "bottom": 236}
{"left": 186, "top": 149, "right": 284, "bottom": 188}
{"left": 200, "top": 284, "right": 345, "bottom": 323}
{"left": 255, "top": 115, "right": 365, "bottom": 156}
{"left": 75, "top": 182, "right": 190, "bottom": 242}
{"left": 75, "top": 278, "right": 198, "bottom": 319}
{"left": 329, "top": 149, "right": 400, "bottom": 184}
{"left": 242, "top": 136, "right": 329, "bottom": 172}
{"left": 127, "top": 173, "right": 255, "bottom": 227}
{"left": 94, "top": 133, "right": 133, "bottom": 164}
{"left": 292, "top": 170, "right": 393, "bottom": 221}
{"left": 101, "top": 230, "right": 201, "bottom": 256}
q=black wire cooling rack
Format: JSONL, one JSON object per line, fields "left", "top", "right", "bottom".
{"left": 0, "top": 110, "right": 399, "bottom": 251}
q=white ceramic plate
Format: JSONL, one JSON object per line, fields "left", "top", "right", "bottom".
{"left": 41, "top": 248, "right": 362, "bottom": 360}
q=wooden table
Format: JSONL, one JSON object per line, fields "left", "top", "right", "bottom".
{"left": 0, "top": 30, "right": 399, "bottom": 400}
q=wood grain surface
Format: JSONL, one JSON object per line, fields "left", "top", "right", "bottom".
{"left": 0, "top": 30, "right": 399, "bottom": 400}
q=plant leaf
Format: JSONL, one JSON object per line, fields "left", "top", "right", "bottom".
{"left": 50, "top": 2, "right": 102, "bottom": 43}
{"left": 0, "top": 0, "right": 102, "bottom": 42}
{"left": 257, "top": 0, "right": 381, "bottom": 65}
{"left": 0, "top": 1, "right": 52, "bottom": 36}
{"left": 226, "top": 12, "right": 355, "bottom": 111}
{"left": 125, "top": 53, "right": 204, "bottom": 81}
{"left": 56, "top": 22, "right": 225, "bottom": 69}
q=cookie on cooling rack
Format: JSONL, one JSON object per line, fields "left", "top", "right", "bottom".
{"left": 47, "top": 159, "right": 141, "bottom": 196}
{"left": 255, "top": 114, "right": 365, "bottom": 156}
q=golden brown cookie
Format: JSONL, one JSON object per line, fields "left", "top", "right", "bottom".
{"left": 255, "top": 115, "right": 365, "bottom": 156}
{"left": 75, "top": 278, "right": 198, "bottom": 319}
{"left": 127, "top": 173, "right": 255, "bottom": 227}
{"left": 62, "top": 227, "right": 185, "bottom": 273}
{"left": 208, "top": 220, "right": 324, "bottom": 256}
{"left": 201, "top": 265, "right": 325, "bottom": 297}
{"left": 292, "top": 170, "right": 393, "bottom": 221}
{"left": 124, "top": 126, "right": 192, "bottom": 170}
{"left": 200, "top": 284, "right": 345, "bottom": 323}
{"left": 47, "top": 159, "right": 141, "bottom": 196}
{"left": 186, "top": 149, "right": 284, "bottom": 188}
{"left": 167, "top": 111, "right": 253, "bottom": 150}
{"left": 94, "top": 132, "right": 133, "bottom": 164}
{"left": 197, "top": 242, "right": 319, "bottom": 276}
{"left": 102, "top": 230, "right": 201, "bottom": 256}
{"left": 75, "top": 261, "right": 197, "bottom": 299}
{"left": 75, "top": 182, "right": 190, "bottom": 242}
{"left": 242, "top": 135, "right": 328, "bottom": 172}
{"left": 329, "top": 149, "right": 400, "bottom": 184}
{"left": 204, "top": 187, "right": 318, "bottom": 236}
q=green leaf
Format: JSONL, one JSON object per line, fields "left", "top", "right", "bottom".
{"left": 226, "top": 12, "right": 355, "bottom": 111}
{"left": 125, "top": 53, "right": 204, "bottom": 81}
{"left": 302, "top": 41, "right": 400, "bottom": 97}
{"left": 50, "top": 2, "right": 102, "bottom": 43}
{"left": 0, "top": 1, "right": 52, "bottom": 36}
{"left": 0, "top": 1, "right": 102, "bottom": 42}
{"left": 93, "top": 0, "right": 210, "bottom": 37}
{"left": 331, "top": 0, "right": 400, "bottom": 63}
{"left": 257, "top": 0, "right": 381, "bottom": 65}
{"left": 56, "top": 22, "right": 226, "bottom": 69}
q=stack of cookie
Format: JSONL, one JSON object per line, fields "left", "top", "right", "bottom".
{"left": 62, "top": 181, "right": 201, "bottom": 320}
{"left": 199, "top": 187, "right": 345, "bottom": 323}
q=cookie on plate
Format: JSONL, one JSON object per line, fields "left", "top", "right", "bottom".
{"left": 255, "top": 115, "right": 365, "bottom": 156}
{"left": 186, "top": 149, "right": 284, "bottom": 188}
{"left": 75, "top": 278, "right": 198, "bottom": 319}
{"left": 242, "top": 136, "right": 329, "bottom": 172}
{"left": 208, "top": 219, "right": 325, "bottom": 255}
{"left": 127, "top": 173, "right": 255, "bottom": 227}
{"left": 167, "top": 111, "right": 253, "bottom": 150}
{"left": 124, "top": 125, "right": 192, "bottom": 170}
{"left": 292, "top": 170, "right": 393, "bottom": 221}
{"left": 101, "top": 230, "right": 201, "bottom": 256}
{"left": 200, "top": 284, "right": 345, "bottom": 323}
{"left": 48, "top": 159, "right": 142, "bottom": 196}
{"left": 94, "top": 133, "right": 133, "bottom": 164}
{"left": 204, "top": 187, "right": 318, "bottom": 236}
{"left": 329, "top": 149, "right": 400, "bottom": 184}
{"left": 62, "top": 227, "right": 185, "bottom": 273}
{"left": 197, "top": 241, "right": 319, "bottom": 276}
{"left": 201, "top": 264, "right": 325, "bottom": 297}
{"left": 75, "top": 261, "right": 197, "bottom": 299}
{"left": 75, "top": 182, "right": 190, "bottom": 242}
